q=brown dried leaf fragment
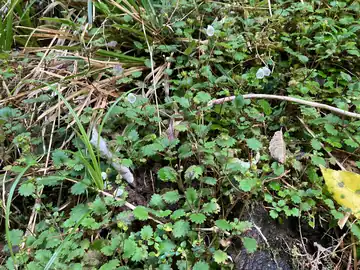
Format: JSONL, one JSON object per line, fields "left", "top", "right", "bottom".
{"left": 269, "top": 130, "right": 286, "bottom": 164}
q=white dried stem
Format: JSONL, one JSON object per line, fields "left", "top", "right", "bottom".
{"left": 208, "top": 94, "right": 360, "bottom": 119}
{"left": 267, "top": 0, "right": 273, "bottom": 17}
{"left": 90, "top": 127, "right": 113, "bottom": 160}
{"left": 91, "top": 127, "right": 134, "bottom": 184}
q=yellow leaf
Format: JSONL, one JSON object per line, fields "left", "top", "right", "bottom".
{"left": 320, "top": 167, "right": 360, "bottom": 218}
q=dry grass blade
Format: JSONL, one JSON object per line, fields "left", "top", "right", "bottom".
{"left": 36, "top": 88, "right": 89, "bottom": 122}
{"left": 97, "top": 66, "right": 147, "bottom": 84}
{"left": 18, "top": 33, "right": 77, "bottom": 41}
{"left": 144, "top": 63, "right": 167, "bottom": 96}
{"left": 108, "top": 0, "right": 156, "bottom": 33}
{"left": 109, "top": 0, "right": 141, "bottom": 21}
{"left": 17, "top": 26, "right": 80, "bottom": 39}
{"left": 66, "top": 89, "right": 94, "bottom": 129}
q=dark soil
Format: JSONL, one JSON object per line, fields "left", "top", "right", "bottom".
{"left": 229, "top": 203, "right": 294, "bottom": 270}
{"left": 125, "top": 169, "right": 154, "bottom": 206}
{"left": 0, "top": 242, "right": 5, "bottom": 266}
{"left": 229, "top": 203, "right": 335, "bottom": 270}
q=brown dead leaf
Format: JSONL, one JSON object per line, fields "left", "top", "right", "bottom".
{"left": 337, "top": 212, "right": 350, "bottom": 229}
{"left": 220, "top": 238, "right": 232, "bottom": 248}
{"left": 269, "top": 130, "right": 286, "bottom": 164}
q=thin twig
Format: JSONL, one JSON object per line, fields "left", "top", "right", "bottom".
{"left": 351, "top": 232, "right": 358, "bottom": 270}
{"left": 196, "top": 227, "right": 231, "bottom": 236}
{"left": 208, "top": 94, "right": 360, "bottom": 119}
{"left": 2, "top": 81, "right": 11, "bottom": 97}
{"left": 263, "top": 170, "right": 291, "bottom": 183}
{"left": 347, "top": 251, "right": 352, "bottom": 270}
{"left": 149, "top": 170, "right": 155, "bottom": 193}
{"left": 253, "top": 222, "right": 270, "bottom": 248}
{"left": 253, "top": 221, "right": 280, "bottom": 268}
{"left": 2, "top": 172, "right": 7, "bottom": 211}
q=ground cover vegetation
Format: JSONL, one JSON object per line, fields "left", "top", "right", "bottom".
{"left": 0, "top": 0, "right": 360, "bottom": 269}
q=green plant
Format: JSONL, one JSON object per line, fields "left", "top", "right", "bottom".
{"left": 2, "top": 0, "right": 360, "bottom": 269}
{"left": 49, "top": 86, "right": 104, "bottom": 190}
{"left": 0, "top": 1, "right": 15, "bottom": 51}
{"left": 0, "top": 0, "right": 35, "bottom": 51}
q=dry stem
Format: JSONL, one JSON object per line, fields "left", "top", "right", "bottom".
{"left": 208, "top": 94, "right": 360, "bottom": 119}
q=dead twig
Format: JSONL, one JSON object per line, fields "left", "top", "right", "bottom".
{"left": 263, "top": 170, "right": 291, "bottom": 183}
{"left": 267, "top": 0, "right": 273, "bottom": 17}
{"left": 208, "top": 94, "right": 360, "bottom": 119}
{"left": 196, "top": 227, "right": 231, "bottom": 236}
{"left": 351, "top": 232, "right": 358, "bottom": 270}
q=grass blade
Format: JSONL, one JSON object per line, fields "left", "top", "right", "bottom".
{"left": 5, "top": 163, "right": 33, "bottom": 263}
{"left": 48, "top": 84, "right": 103, "bottom": 190}
{"left": 5, "top": 11, "right": 13, "bottom": 50}
{"left": 87, "top": 0, "right": 93, "bottom": 26}
{"left": 96, "top": 49, "right": 146, "bottom": 63}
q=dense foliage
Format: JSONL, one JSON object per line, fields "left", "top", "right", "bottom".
{"left": 1, "top": 0, "right": 360, "bottom": 269}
